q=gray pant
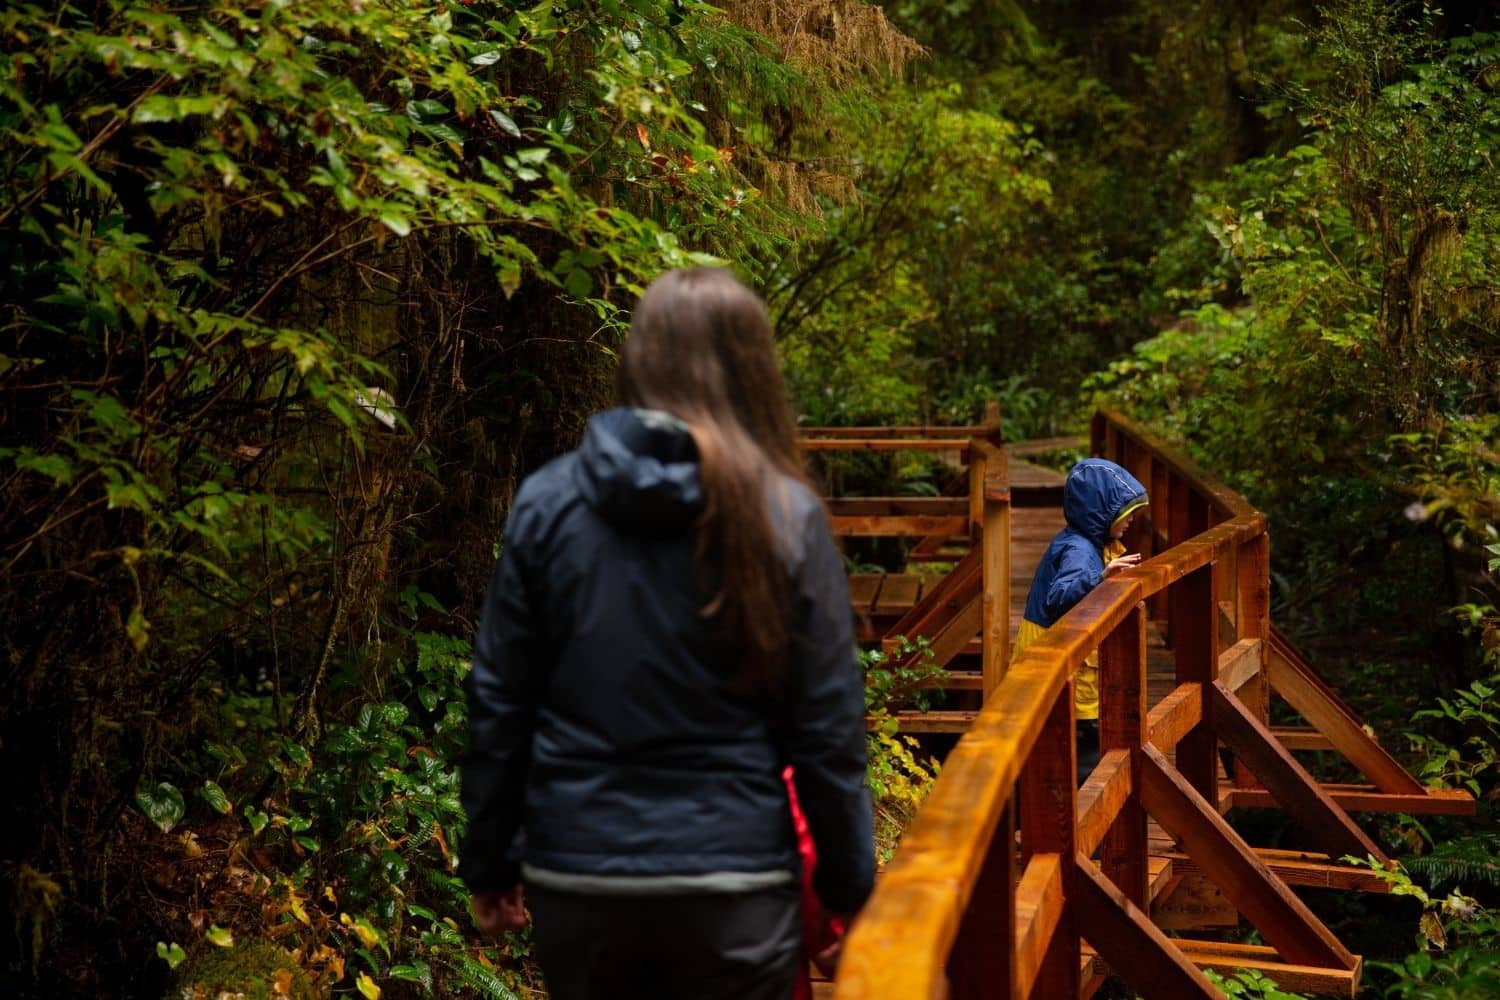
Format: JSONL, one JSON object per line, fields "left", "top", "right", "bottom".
{"left": 527, "top": 882, "right": 802, "bottom": 1000}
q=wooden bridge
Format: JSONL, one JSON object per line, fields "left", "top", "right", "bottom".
{"left": 799, "top": 408, "right": 1474, "bottom": 999}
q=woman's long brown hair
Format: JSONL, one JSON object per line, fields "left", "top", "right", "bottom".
{"left": 619, "top": 268, "right": 810, "bottom": 691}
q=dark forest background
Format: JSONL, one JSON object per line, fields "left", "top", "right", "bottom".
{"left": 1, "top": 1, "right": 1497, "bottom": 996}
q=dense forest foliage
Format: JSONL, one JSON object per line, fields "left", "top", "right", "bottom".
{"left": 1, "top": 1, "right": 1496, "bottom": 997}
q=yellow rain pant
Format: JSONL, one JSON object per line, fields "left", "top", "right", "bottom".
{"left": 1009, "top": 541, "right": 1125, "bottom": 722}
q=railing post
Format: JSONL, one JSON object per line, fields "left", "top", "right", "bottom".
{"left": 1172, "top": 563, "right": 1221, "bottom": 801}
{"left": 1236, "top": 533, "right": 1271, "bottom": 725}
{"left": 975, "top": 440, "right": 1011, "bottom": 700}
{"left": 948, "top": 801, "right": 1016, "bottom": 1000}
{"left": 1100, "top": 604, "right": 1149, "bottom": 907}
{"left": 1019, "top": 688, "right": 1080, "bottom": 998}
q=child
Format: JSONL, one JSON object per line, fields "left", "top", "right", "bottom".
{"left": 1011, "top": 459, "right": 1148, "bottom": 785}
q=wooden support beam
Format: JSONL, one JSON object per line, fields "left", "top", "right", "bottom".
{"left": 885, "top": 549, "right": 980, "bottom": 650}
{"left": 1146, "top": 683, "right": 1203, "bottom": 753}
{"left": 1224, "top": 784, "right": 1475, "bottom": 816}
{"left": 1264, "top": 637, "right": 1426, "bottom": 795}
{"left": 1077, "top": 750, "right": 1131, "bottom": 858}
{"left": 1071, "top": 857, "right": 1220, "bottom": 999}
{"left": 1012, "top": 853, "right": 1064, "bottom": 999}
{"left": 1018, "top": 690, "right": 1078, "bottom": 999}
{"left": 1100, "top": 604, "right": 1149, "bottom": 906}
{"left": 1139, "top": 744, "right": 1356, "bottom": 971}
{"left": 1173, "top": 940, "right": 1360, "bottom": 997}
{"left": 1211, "top": 681, "right": 1386, "bottom": 864}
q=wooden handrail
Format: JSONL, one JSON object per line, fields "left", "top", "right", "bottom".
{"left": 834, "top": 408, "right": 1401, "bottom": 1000}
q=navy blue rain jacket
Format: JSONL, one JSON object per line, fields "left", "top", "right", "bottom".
{"left": 1021, "top": 459, "right": 1148, "bottom": 628}
{"left": 459, "top": 407, "right": 874, "bottom": 914}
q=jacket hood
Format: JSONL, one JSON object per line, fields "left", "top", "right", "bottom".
{"left": 573, "top": 407, "right": 703, "bottom": 532}
{"left": 1062, "top": 459, "right": 1148, "bottom": 547}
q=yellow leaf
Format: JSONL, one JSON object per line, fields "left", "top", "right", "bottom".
{"left": 323, "top": 885, "right": 338, "bottom": 905}
{"left": 273, "top": 969, "right": 294, "bottom": 996}
{"left": 288, "top": 890, "right": 310, "bottom": 925}
{"left": 340, "top": 912, "right": 381, "bottom": 950}
{"left": 356, "top": 971, "right": 381, "bottom": 999}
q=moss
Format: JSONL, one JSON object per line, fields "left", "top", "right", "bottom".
{"left": 170, "top": 940, "right": 314, "bottom": 1000}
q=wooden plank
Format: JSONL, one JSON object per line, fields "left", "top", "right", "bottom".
{"left": 800, "top": 438, "right": 969, "bottom": 452}
{"left": 1012, "top": 852, "right": 1064, "bottom": 1000}
{"left": 873, "top": 575, "right": 922, "bottom": 617}
{"left": 1077, "top": 750, "right": 1132, "bottom": 858}
{"left": 1273, "top": 727, "right": 1337, "bottom": 751}
{"left": 1163, "top": 849, "right": 1393, "bottom": 894}
{"left": 801, "top": 425, "right": 988, "bottom": 439}
{"left": 1152, "top": 872, "right": 1239, "bottom": 930}
{"left": 1211, "top": 680, "right": 1386, "bottom": 863}
{"left": 830, "top": 515, "right": 970, "bottom": 537}
{"left": 1139, "top": 744, "right": 1356, "bottom": 970}
{"left": 1218, "top": 638, "right": 1262, "bottom": 694}
{"left": 848, "top": 573, "right": 884, "bottom": 616}
{"left": 1100, "top": 604, "right": 1149, "bottom": 906}
{"left": 1071, "top": 856, "right": 1220, "bottom": 999}
{"left": 1173, "top": 940, "right": 1360, "bottom": 998}
{"left": 1264, "top": 637, "right": 1426, "bottom": 796}
{"left": 1146, "top": 683, "right": 1203, "bottom": 753}
{"left": 1224, "top": 784, "right": 1475, "bottom": 816}
{"left": 871, "top": 710, "right": 976, "bottom": 733}
{"left": 1019, "top": 689, "right": 1078, "bottom": 999}
{"left": 826, "top": 497, "right": 971, "bottom": 517}
{"left": 1007, "top": 435, "right": 1088, "bottom": 457}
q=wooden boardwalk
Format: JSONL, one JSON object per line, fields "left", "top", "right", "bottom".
{"left": 798, "top": 412, "right": 1473, "bottom": 1000}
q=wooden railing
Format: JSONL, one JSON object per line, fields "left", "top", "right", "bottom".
{"left": 830, "top": 408, "right": 1447, "bottom": 1000}
{"left": 800, "top": 406, "right": 1012, "bottom": 698}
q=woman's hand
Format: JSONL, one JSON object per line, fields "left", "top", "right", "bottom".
{"left": 471, "top": 886, "right": 527, "bottom": 936}
{"left": 1104, "top": 552, "right": 1142, "bottom": 577}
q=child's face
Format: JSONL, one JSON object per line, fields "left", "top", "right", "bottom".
{"left": 1111, "top": 511, "right": 1139, "bottom": 541}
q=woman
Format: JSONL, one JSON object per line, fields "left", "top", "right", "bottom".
{"left": 459, "top": 268, "right": 874, "bottom": 999}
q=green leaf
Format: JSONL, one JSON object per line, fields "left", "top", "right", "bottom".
{"left": 201, "top": 781, "right": 232, "bottom": 815}
{"left": 489, "top": 109, "right": 522, "bottom": 137}
{"left": 380, "top": 212, "right": 412, "bottom": 237}
{"left": 136, "top": 782, "right": 185, "bottom": 833}
{"left": 155, "top": 941, "right": 187, "bottom": 969}
{"left": 243, "top": 806, "right": 269, "bottom": 836}
{"left": 406, "top": 99, "right": 449, "bottom": 122}
{"left": 564, "top": 268, "right": 592, "bottom": 299}
{"left": 205, "top": 924, "right": 234, "bottom": 948}
{"left": 516, "top": 147, "right": 550, "bottom": 165}
{"left": 470, "top": 49, "right": 502, "bottom": 67}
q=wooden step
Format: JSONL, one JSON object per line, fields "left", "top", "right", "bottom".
{"left": 1220, "top": 781, "right": 1475, "bottom": 816}
{"left": 1081, "top": 939, "right": 1359, "bottom": 998}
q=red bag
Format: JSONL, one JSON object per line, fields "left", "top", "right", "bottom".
{"left": 783, "top": 766, "right": 846, "bottom": 999}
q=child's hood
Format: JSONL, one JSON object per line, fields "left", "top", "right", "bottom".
{"left": 1062, "top": 459, "right": 1148, "bottom": 547}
